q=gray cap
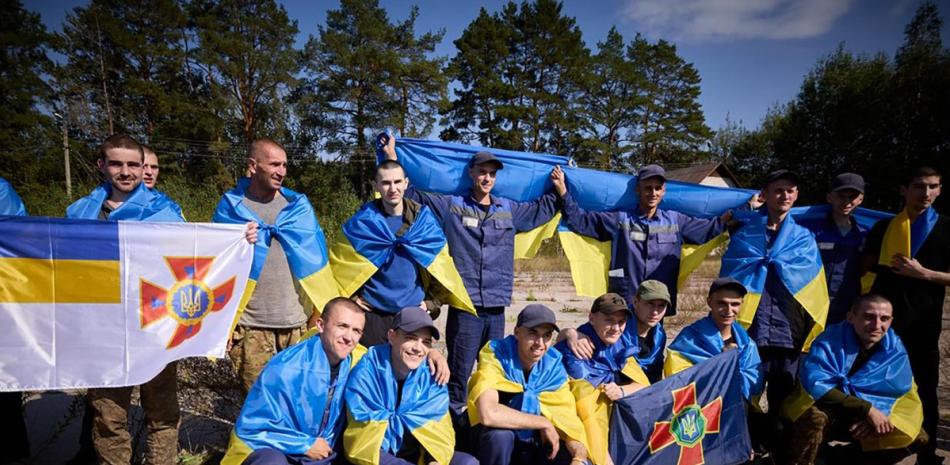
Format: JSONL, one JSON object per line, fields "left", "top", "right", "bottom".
{"left": 637, "top": 164, "right": 666, "bottom": 182}
{"left": 764, "top": 169, "right": 800, "bottom": 187}
{"left": 708, "top": 277, "right": 747, "bottom": 297}
{"left": 831, "top": 172, "right": 865, "bottom": 194}
{"left": 392, "top": 306, "right": 440, "bottom": 340}
{"left": 591, "top": 293, "right": 632, "bottom": 315}
{"left": 470, "top": 151, "right": 504, "bottom": 169}
{"left": 635, "top": 280, "right": 672, "bottom": 305}
{"left": 516, "top": 304, "right": 560, "bottom": 331}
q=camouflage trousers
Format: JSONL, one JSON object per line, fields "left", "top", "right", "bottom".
{"left": 229, "top": 325, "right": 305, "bottom": 393}
{"left": 88, "top": 362, "right": 180, "bottom": 465}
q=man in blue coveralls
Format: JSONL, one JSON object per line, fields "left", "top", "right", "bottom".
{"left": 381, "top": 135, "right": 561, "bottom": 425}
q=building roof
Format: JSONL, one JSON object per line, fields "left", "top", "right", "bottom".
{"left": 666, "top": 161, "right": 740, "bottom": 187}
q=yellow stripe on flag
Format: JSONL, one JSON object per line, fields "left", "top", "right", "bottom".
{"left": 663, "top": 349, "right": 696, "bottom": 378}
{"left": 412, "top": 412, "right": 455, "bottom": 465}
{"left": 558, "top": 231, "right": 612, "bottom": 298}
{"left": 794, "top": 268, "right": 829, "bottom": 352}
{"left": 425, "top": 245, "right": 476, "bottom": 314}
{"left": 514, "top": 213, "right": 562, "bottom": 259}
{"left": 299, "top": 265, "right": 339, "bottom": 317}
{"left": 0, "top": 257, "right": 120, "bottom": 303}
{"left": 343, "top": 417, "right": 388, "bottom": 465}
{"left": 329, "top": 235, "right": 379, "bottom": 299}
{"left": 678, "top": 233, "right": 729, "bottom": 290}
{"left": 863, "top": 381, "right": 923, "bottom": 451}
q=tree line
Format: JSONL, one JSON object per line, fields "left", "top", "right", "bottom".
{"left": 1, "top": 0, "right": 947, "bottom": 227}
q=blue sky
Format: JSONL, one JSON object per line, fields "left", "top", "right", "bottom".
{"left": 26, "top": 0, "right": 948, "bottom": 133}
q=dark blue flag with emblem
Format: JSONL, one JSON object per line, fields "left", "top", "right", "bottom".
{"left": 609, "top": 349, "right": 751, "bottom": 465}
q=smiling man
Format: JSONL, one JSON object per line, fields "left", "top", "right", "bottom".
{"left": 343, "top": 307, "right": 477, "bottom": 465}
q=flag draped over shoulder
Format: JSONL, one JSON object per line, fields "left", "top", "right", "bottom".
{"left": 467, "top": 336, "right": 589, "bottom": 449}
{"left": 610, "top": 350, "right": 752, "bottom": 465}
{"left": 720, "top": 212, "right": 829, "bottom": 351}
{"left": 213, "top": 178, "right": 337, "bottom": 317}
{"left": 556, "top": 324, "right": 650, "bottom": 465}
{"left": 0, "top": 216, "right": 253, "bottom": 391}
{"left": 67, "top": 183, "right": 184, "bottom": 222}
{"left": 329, "top": 200, "right": 475, "bottom": 313}
{"left": 664, "top": 316, "right": 763, "bottom": 400}
{"left": 222, "top": 335, "right": 357, "bottom": 465}
{"left": 0, "top": 178, "right": 27, "bottom": 216}
{"left": 861, "top": 207, "right": 936, "bottom": 292}
{"left": 782, "top": 322, "right": 922, "bottom": 450}
{"left": 343, "top": 344, "right": 454, "bottom": 465}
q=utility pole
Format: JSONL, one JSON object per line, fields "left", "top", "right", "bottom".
{"left": 54, "top": 112, "right": 71, "bottom": 198}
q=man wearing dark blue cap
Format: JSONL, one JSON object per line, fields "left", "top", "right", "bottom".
{"left": 381, "top": 135, "right": 561, "bottom": 421}
{"left": 800, "top": 173, "right": 868, "bottom": 324}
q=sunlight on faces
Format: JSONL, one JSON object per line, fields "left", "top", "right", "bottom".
{"left": 317, "top": 304, "right": 366, "bottom": 365}
{"left": 98, "top": 147, "right": 143, "bottom": 194}
{"left": 847, "top": 298, "right": 893, "bottom": 350}
{"left": 589, "top": 310, "right": 628, "bottom": 345}
{"left": 633, "top": 297, "right": 667, "bottom": 330}
{"left": 827, "top": 189, "right": 863, "bottom": 217}
{"left": 375, "top": 165, "right": 408, "bottom": 209}
{"left": 468, "top": 163, "right": 499, "bottom": 197}
{"left": 388, "top": 327, "right": 434, "bottom": 372}
{"left": 901, "top": 176, "right": 942, "bottom": 212}
{"left": 636, "top": 177, "right": 666, "bottom": 210}
{"left": 514, "top": 324, "right": 557, "bottom": 367}
{"left": 143, "top": 152, "right": 159, "bottom": 188}
{"left": 762, "top": 179, "right": 799, "bottom": 215}
{"left": 707, "top": 289, "right": 743, "bottom": 331}
{"left": 248, "top": 143, "right": 287, "bottom": 193}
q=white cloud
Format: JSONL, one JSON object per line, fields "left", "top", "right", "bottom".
{"left": 623, "top": 0, "right": 855, "bottom": 42}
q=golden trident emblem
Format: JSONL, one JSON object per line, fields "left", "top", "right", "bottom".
{"left": 179, "top": 285, "right": 203, "bottom": 318}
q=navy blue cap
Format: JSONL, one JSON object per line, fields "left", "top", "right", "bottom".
{"left": 764, "top": 169, "right": 800, "bottom": 187}
{"left": 516, "top": 304, "right": 560, "bottom": 331}
{"left": 637, "top": 164, "right": 666, "bottom": 182}
{"left": 708, "top": 277, "right": 747, "bottom": 297}
{"left": 470, "top": 151, "right": 504, "bottom": 169}
{"left": 831, "top": 172, "right": 865, "bottom": 194}
{"left": 392, "top": 306, "right": 440, "bottom": 340}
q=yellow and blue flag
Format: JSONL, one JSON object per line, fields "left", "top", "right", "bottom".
{"left": 213, "top": 178, "right": 338, "bottom": 318}
{"left": 222, "top": 334, "right": 360, "bottom": 465}
{"left": 0, "top": 178, "right": 26, "bottom": 216}
{"left": 664, "top": 316, "right": 763, "bottom": 400}
{"left": 343, "top": 344, "right": 454, "bottom": 465}
{"left": 781, "top": 321, "right": 922, "bottom": 450}
{"left": 330, "top": 200, "right": 475, "bottom": 313}
{"left": 467, "top": 336, "right": 590, "bottom": 449}
{"left": 0, "top": 216, "right": 253, "bottom": 391}
{"left": 610, "top": 350, "right": 751, "bottom": 465}
{"left": 720, "top": 212, "right": 829, "bottom": 351}
{"left": 862, "top": 206, "right": 937, "bottom": 293}
{"left": 67, "top": 182, "right": 184, "bottom": 222}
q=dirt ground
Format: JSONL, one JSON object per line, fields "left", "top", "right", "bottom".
{"left": 20, "top": 266, "right": 950, "bottom": 464}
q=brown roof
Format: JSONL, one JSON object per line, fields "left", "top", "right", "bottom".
{"left": 666, "top": 161, "right": 740, "bottom": 187}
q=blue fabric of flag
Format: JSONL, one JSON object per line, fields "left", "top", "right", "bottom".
{"left": 66, "top": 182, "right": 184, "bottom": 222}
{"left": 0, "top": 178, "right": 26, "bottom": 216}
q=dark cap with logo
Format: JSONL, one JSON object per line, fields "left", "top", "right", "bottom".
{"left": 393, "top": 306, "right": 440, "bottom": 340}
{"left": 763, "top": 169, "right": 800, "bottom": 187}
{"left": 636, "top": 279, "right": 672, "bottom": 305}
{"left": 708, "top": 277, "right": 747, "bottom": 297}
{"left": 516, "top": 304, "right": 560, "bottom": 331}
{"left": 470, "top": 151, "right": 504, "bottom": 169}
{"left": 591, "top": 293, "right": 632, "bottom": 315}
{"left": 831, "top": 172, "right": 865, "bottom": 194}
{"left": 637, "top": 164, "right": 666, "bottom": 182}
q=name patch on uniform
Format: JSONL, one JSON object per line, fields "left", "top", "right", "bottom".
{"left": 462, "top": 216, "right": 479, "bottom": 228}
{"left": 608, "top": 268, "right": 625, "bottom": 278}
{"left": 818, "top": 242, "right": 835, "bottom": 250}
{"left": 630, "top": 231, "right": 647, "bottom": 242}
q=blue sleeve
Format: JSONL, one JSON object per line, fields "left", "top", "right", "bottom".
{"left": 676, "top": 211, "right": 726, "bottom": 245}
{"left": 510, "top": 191, "right": 560, "bottom": 232}
{"left": 405, "top": 187, "right": 451, "bottom": 222}
{"left": 560, "top": 192, "right": 619, "bottom": 242}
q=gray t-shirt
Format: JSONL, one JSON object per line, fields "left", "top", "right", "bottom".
{"left": 240, "top": 192, "right": 308, "bottom": 328}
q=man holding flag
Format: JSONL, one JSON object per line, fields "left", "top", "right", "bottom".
{"left": 861, "top": 166, "right": 949, "bottom": 465}
{"left": 213, "top": 138, "right": 334, "bottom": 393}
{"left": 781, "top": 294, "right": 925, "bottom": 465}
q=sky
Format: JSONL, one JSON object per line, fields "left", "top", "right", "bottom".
{"left": 25, "top": 0, "right": 949, "bottom": 133}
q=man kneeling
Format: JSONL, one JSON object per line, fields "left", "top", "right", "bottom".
{"left": 781, "top": 294, "right": 926, "bottom": 465}
{"left": 468, "top": 304, "right": 590, "bottom": 465}
{"left": 343, "top": 307, "right": 477, "bottom": 465}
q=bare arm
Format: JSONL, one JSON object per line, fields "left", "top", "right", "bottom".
{"left": 477, "top": 388, "right": 561, "bottom": 459}
{"left": 891, "top": 254, "right": 950, "bottom": 286}
{"left": 381, "top": 133, "right": 397, "bottom": 161}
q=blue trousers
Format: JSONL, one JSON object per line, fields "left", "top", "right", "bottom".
{"left": 242, "top": 448, "right": 336, "bottom": 465}
{"left": 476, "top": 428, "right": 572, "bottom": 465}
{"left": 377, "top": 449, "right": 479, "bottom": 465}
{"left": 446, "top": 306, "right": 506, "bottom": 414}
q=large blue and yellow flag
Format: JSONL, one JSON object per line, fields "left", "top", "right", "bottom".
{"left": 0, "top": 216, "right": 253, "bottom": 390}
{"left": 343, "top": 344, "right": 454, "bottom": 465}
{"left": 221, "top": 335, "right": 363, "bottom": 465}
{"left": 213, "top": 178, "right": 337, "bottom": 319}
{"left": 330, "top": 200, "right": 475, "bottom": 313}
{"left": 861, "top": 206, "right": 936, "bottom": 293}
{"left": 67, "top": 182, "right": 184, "bottom": 222}
{"left": 664, "top": 316, "right": 763, "bottom": 400}
{"left": 782, "top": 322, "right": 922, "bottom": 450}
{"left": 0, "top": 177, "right": 27, "bottom": 216}
{"left": 556, "top": 324, "right": 652, "bottom": 465}
{"left": 610, "top": 350, "right": 751, "bottom": 465}
{"left": 467, "top": 336, "right": 590, "bottom": 449}
{"left": 720, "top": 211, "right": 829, "bottom": 351}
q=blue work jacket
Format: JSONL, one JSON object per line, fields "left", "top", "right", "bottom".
{"left": 799, "top": 214, "right": 868, "bottom": 324}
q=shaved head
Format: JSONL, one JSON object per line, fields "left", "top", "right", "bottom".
{"left": 249, "top": 139, "right": 283, "bottom": 162}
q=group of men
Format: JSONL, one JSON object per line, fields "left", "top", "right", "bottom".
{"left": 0, "top": 131, "right": 947, "bottom": 465}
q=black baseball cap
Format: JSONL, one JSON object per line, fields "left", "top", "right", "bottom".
{"left": 392, "top": 307, "right": 440, "bottom": 340}
{"left": 516, "top": 304, "right": 560, "bottom": 331}
{"left": 470, "top": 151, "right": 504, "bottom": 169}
{"left": 637, "top": 164, "right": 666, "bottom": 182}
{"left": 591, "top": 293, "right": 632, "bottom": 315}
{"left": 763, "top": 169, "right": 800, "bottom": 187}
{"left": 708, "top": 277, "right": 747, "bottom": 297}
{"left": 831, "top": 173, "right": 865, "bottom": 194}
